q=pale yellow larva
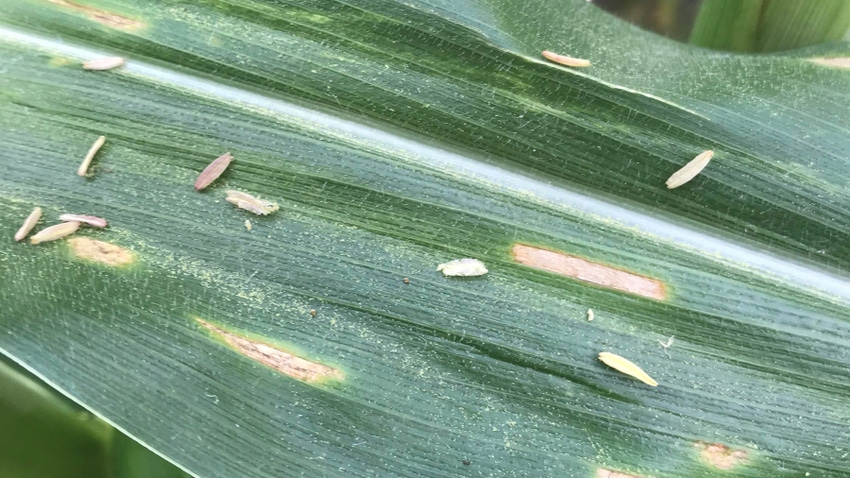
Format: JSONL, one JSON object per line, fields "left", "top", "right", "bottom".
{"left": 666, "top": 150, "right": 713, "bottom": 189}
{"left": 225, "top": 190, "right": 279, "bottom": 215}
{"left": 598, "top": 352, "right": 658, "bottom": 386}
{"left": 77, "top": 136, "right": 106, "bottom": 177}
{"left": 83, "top": 57, "right": 125, "bottom": 71}
{"left": 542, "top": 50, "right": 591, "bottom": 68}
{"left": 30, "top": 221, "right": 81, "bottom": 245}
{"left": 14, "top": 207, "right": 42, "bottom": 242}
{"left": 437, "top": 258, "right": 488, "bottom": 277}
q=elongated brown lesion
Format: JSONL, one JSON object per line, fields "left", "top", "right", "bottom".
{"left": 196, "top": 319, "right": 343, "bottom": 383}
{"left": 694, "top": 441, "right": 748, "bottom": 470}
{"left": 511, "top": 244, "right": 666, "bottom": 300}
{"left": 810, "top": 57, "right": 850, "bottom": 69}
{"left": 68, "top": 237, "right": 135, "bottom": 266}
{"left": 46, "top": 0, "right": 145, "bottom": 30}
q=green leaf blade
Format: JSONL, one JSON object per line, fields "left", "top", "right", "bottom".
{"left": 1, "top": 1, "right": 850, "bottom": 477}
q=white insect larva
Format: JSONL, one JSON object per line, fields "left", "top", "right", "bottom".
{"left": 15, "top": 207, "right": 42, "bottom": 242}
{"left": 77, "top": 135, "right": 106, "bottom": 177}
{"left": 245, "top": 220, "right": 252, "bottom": 231}
{"left": 30, "top": 221, "right": 81, "bottom": 245}
{"left": 59, "top": 214, "right": 108, "bottom": 228}
{"left": 437, "top": 258, "right": 488, "bottom": 277}
{"left": 587, "top": 308, "right": 594, "bottom": 321}
{"left": 598, "top": 352, "right": 658, "bottom": 386}
{"left": 225, "top": 190, "right": 279, "bottom": 215}
{"left": 195, "top": 152, "right": 233, "bottom": 190}
{"left": 83, "top": 57, "right": 125, "bottom": 71}
{"left": 542, "top": 50, "right": 592, "bottom": 68}
{"left": 666, "top": 150, "right": 714, "bottom": 189}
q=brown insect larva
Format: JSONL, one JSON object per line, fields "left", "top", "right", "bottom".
{"left": 598, "top": 351, "right": 658, "bottom": 386}
{"left": 666, "top": 150, "right": 713, "bottom": 189}
{"left": 195, "top": 152, "right": 233, "bottom": 190}
{"left": 542, "top": 50, "right": 591, "bottom": 68}
{"left": 77, "top": 136, "right": 106, "bottom": 177}
{"left": 30, "top": 221, "right": 81, "bottom": 245}
{"left": 83, "top": 57, "right": 125, "bottom": 71}
{"left": 15, "top": 207, "right": 42, "bottom": 242}
{"left": 59, "top": 214, "right": 108, "bottom": 228}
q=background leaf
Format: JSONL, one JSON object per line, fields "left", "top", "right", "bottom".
{"left": 690, "top": 0, "right": 850, "bottom": 52}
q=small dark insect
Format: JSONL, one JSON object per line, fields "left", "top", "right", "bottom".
{"left": 462, "top": 459, "right": 471, "bottom": 466}
{"left": 403, "top": 277, "right": 410, "bottom": 284}
{"left": 310, "top": 309, "right": 317, "bottom": 317}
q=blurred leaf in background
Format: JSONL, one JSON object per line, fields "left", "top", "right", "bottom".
{"left": 0, "top": 357, "right": 189, "bottom": 478}
{"left": 689, "top": 0, "right": 850, "bottom": 52}
{"left": 592, "top": 0, "right": 703, "bottom": 41}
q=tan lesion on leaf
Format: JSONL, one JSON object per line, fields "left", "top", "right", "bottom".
{"left": 46, "top": 0, "right": 145, "bottom": 30}
{"left": 49, "top": 56, "right": 75, "bottom": 67}
{"left": 196, "top": 319, "right": 343, "bottom": 383}
{"left": 596, "top": 468, "right": 646, "bottom": 478}
{"left": 809, "top": 57, "right": 850, "bottom": 69}
{"left": 695, "top": 441, "right": 748, "bottom": 470}
{"left": 68, "top": 237, "right": 136, "bottom": 266}
{"left": 511, "top": 244, "right": 666, "bottom": 300}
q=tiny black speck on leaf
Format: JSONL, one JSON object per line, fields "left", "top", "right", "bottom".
{"left": 462, "top": 459, "right": 470, "bottom": 466}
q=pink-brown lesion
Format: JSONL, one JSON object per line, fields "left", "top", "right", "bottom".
{"left": 196, "top": 319, "right": 343, "bottom": 383}
{"left": 46, "top": 0, "right": 145, "bottom": 30}
{"left": 511, "top": 244, "right": 666, "bottom": 300}
{"left": 694, "top": 441, "right": 748, "bottom": 470}
{"left": 68, "top": 237, "right": 135, "bottom": 266}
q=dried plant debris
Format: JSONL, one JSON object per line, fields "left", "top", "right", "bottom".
{"left": 598, "top": 352, "right": 658, "bottom": 386}
{"left": 195, "top": 152, "right": 233, "bottom": 190}
{"left": 77, "top": 135, "right": 106, "bottom": 177}
{"left": 542, "top": 50, "right": 591, "bottom": 68}
{"left": 437, "top": 258, "right": 488, "bottom": 277}
{"left": 82, "top": 56, "right": 125, "bottom": 71}
{"left": 225, "top": 190, "right": 279, "bottom": 215}
{"left": 666, "top": 150, "right": 713, "bottom": 189}
{"left": 59, "top": 214, "right": 108, "bottom": 228}
{"left": 30, "top": 221, "right": 81, "bottom": 245}
{"left": 14, "top": 207, "right": 42, "bottom": 242}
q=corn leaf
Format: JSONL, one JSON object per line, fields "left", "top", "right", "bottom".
{"left": 1, "top": 1, "right": 849, "bottom": 477}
